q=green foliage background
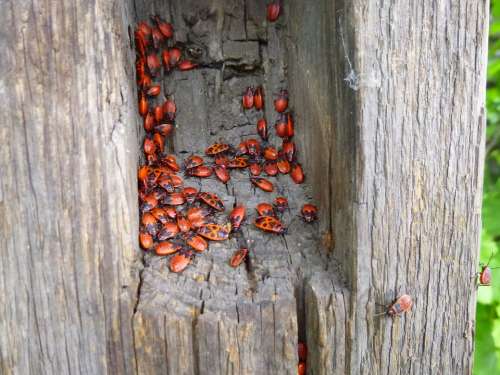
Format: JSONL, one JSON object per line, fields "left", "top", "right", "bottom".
{"left": 474, "top": 2, "right": 500, "bottom": 373}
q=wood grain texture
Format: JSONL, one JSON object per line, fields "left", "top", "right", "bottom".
{"left": 0, "top": 0, "right": 140, "bottom": 374}
{"left": 288, "top": 0, "right": 488, "bottom": 374}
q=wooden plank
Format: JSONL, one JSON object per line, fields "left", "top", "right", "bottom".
{"left": 0, "top": 0, "right": 140, "bottom": 373}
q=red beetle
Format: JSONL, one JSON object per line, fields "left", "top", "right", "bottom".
{"left": 157, "top": 222, "right": 180, "bottom": 241}
{"left": 178, "top": 60, "right": 198, "bottom": 71}
{"left": 277, "top": 159, "right": 291, "bottom": 174}
{"left": 187, "top": 206, "right": 210, "bottom": 223}
{"left": 214, "top": 165, "right": 231, "bottom": 184}
{"left": 153, "top": 133, "right": 164, "bottom": 153}
{"left": 264, "top": 162, "right": 278, "bottom": 176}
{"left": 154, "top": 123, "right": 174, "bottom": 137}
{"left": 298, "top": 362, "right": 306, "bottom": 375}
{"left": 249, "top": 162, "right": 262, "bottom": 176}
{"left": 134, "top": 30, "right": 147, "bottom": 57}
{"left": 229, "top": 205, "right": 246, "bottom": 231}
{"left": 290, "top": 163, "right": 305, "bottom": 184}
{"left": 250, "top": 177, "right": 274, "bottom": 192}
{"left": 267, "top": 2, "right": 281, "bottom": 22}
{"left": 254, "top": 216, "right": 286, "bottom": 234}
{"left": 161, "top": 49, "right": 171, "bottom": 70}
{"left": 177, "top": 214, "right": 191, "bottom": 233}
{"left": 227, "top": 157, "right": 248, "bottom": 169}
{"left": 163, "top": 99, "right": 176, "bottom": 120}
{"left": 257, "top": 118, "right": 268, "bottom": 141}
{"left": 164, "top": 206, "right": 178, "bottom": 220}
{"left": 155, "top": 241, "right": 181, "bottom": 256}
{"left": 184, "top": 155, "right": 204, "bottom": 170}
{"left": 146, "top": 85, "right": 161, "bottom": 97}
{"left": 263, "top": 147, "right": 279, "bottom": 161}
{"left": 147, "top": 53, "right": 161, "bottom": 75}
{"left": 139, "top": 231, "right": 154, "bottom": 250}
{"left": 169, "top": 47, "right": 182, "bottom": 66}
{"left": 164, "top": 155, "right": 180, "bottom": 172}
{"left": 381, "top": 294, "right": 413, "bottom": 317}
{"left": 182, "top": 187, "right": 199, "bottom": 204}
{"left": 301, "top": 204, "right": 318, "bottom": 223}
{"left": 274, "top": 89, "right": 288, "bottom": 113}
{"left": 170, "top": 251, "right": 193, "bottom": 273}
{"left": 281, "top": 141, "right": 296, "bottom": 162}
{"left": 142, "top": 212, "right": 158, "bottom": 236}
{"left": 273, "top": 196, "right": 289, "bottom": 213}
{"left": 137, "top": 21, "right": 152, "bottom": 38}
{"left": 143, "top": 138, "right": 157, "bottom": 155}
{"left": 151, "top": 27, "right": 164, "bottom": 49}
{"left": 477, "top": 254, "right": 500, "bottom": 286}
{"left": 242, "top": 87, "right": 254, "bottom": 109}
{"left": 153, "top": 15, "right": 173, "bottom": 39}
{"left": 286, "top": 112, "right": 294, "bottom": 138}
{"left": 187, "top": 165, "right": 213, "bottom": 178}
{"left": 140, "top": 194, "right": 158, "bottom": 212}
{"left": 197, "top": 224, "right": 230, "bottom": 241}
{"left": 205, "top": 143, "right": 230, "bottom": 156}
{"left": 275, "top": 114, "right": 288, "bottom": 138}
{"left": 230, "top": 248, "right": 249, "bottom": 268}
{"left": 236, "top": 141, "right": 248, "bottom": 155}
{"left": 256, "top": 203, "right": 275, "bottom": 217}
{"left": 153, "top": 105, "right": 164, "bottom": 122}
{"left": 185, "top": 233, "right": 208, "bottom": 252}
{"left": 143, "top": 112, "right": 155, "bottom": 132}
{"left": 254, "top": 86, "right": 264, "bottom": 110}
{"left": 162, "top": 192, "right": 186, "bottom": 206}
{"left": 138, "top": 93, "right": 148, "bottom": 117}
{"left": 246, "top": 139, "right": 260, "bottom": 157}
{"left": 198, "top": 192, "right": 225, "bottom": 211}
{"left": 151, "top": 207, "right": 170, "bottom": 224}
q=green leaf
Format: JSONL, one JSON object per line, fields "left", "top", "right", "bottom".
{"left": 474, "top": 304, "right": 498, "bottom": 374}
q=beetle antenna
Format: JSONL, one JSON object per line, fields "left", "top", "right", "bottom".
{"left": 486, "top": 252, "right": 496, "bottom": 266}
{"left": 373, "top": 311, "right": 387, "bottom": 317}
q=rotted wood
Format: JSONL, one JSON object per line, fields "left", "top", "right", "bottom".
{"left": 131, "top": 1, "right": 338, "bottom": 374}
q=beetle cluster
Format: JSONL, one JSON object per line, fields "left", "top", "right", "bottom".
{"left": 134, "top": 9, "right": 318, "bottom": 277}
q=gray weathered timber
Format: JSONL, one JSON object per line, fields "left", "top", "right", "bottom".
{"left": 0, "top": 0, "right": 488, "bottom": 374}
{"left": 287, "top": 0, "right": 489, "bottom": 374}
{"left": 0, "top": 0, "right": 140, "bottom": 374}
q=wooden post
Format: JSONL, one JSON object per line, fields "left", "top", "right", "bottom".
{"left": 0, "top": 0, "right": 140, "bottom": 373}
{"left": 0, "top": 0, "right": 488, "bottom": 374}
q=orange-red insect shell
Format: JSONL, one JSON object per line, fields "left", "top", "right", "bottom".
{"left": 139, "top": 232, "right": 154, "bottom": 250}
{"left": 178, "top": 60, "right": 198, "bottom": 71}
{"left": 214, "top": 165, "right": 230, "bottom": 184}
{"left": 229, "top": 205, "right": 246, "bottom": 231}
{"left": 169, "top": 252, "right": 192, "bottom": 273}
{"left": 249, "top": 163, "right": 262, "bottom": 176}
{"left": 264, "top": 162, "right": 278, "bottom": 176}
{"left": 144, "top": 112, "right": 155, "bottom": 132}
{"left": 387, "top": 294, "right": 413, "bottom": 316}
{"left": 153, "top": 105, "right": 164, "bottom": 122}
{"left": 187, "top": 165, "right": 213, "bottom": 178}
{"left": 242, "top": 87, "right": 254, "bottom": 109}
{"left": 169, "top": 48, "right": 182, "bottom": 66}
{"left": 157, "top": 222, "right": 179, "bottom": 240}
{"left": 290, "top": 163, "right": 305, "bottom": 184}
{"left": 267, "top": 2, "right": 281, "bottom": 22}
{"left": 142, "top": 212, "right": 158, "bottom": 236}
{"left": 153, "top": 133, "right": 164, "bottom": 153}
{"left": 177, "top": 214, "right": 191, "bottom": 233}
{"left": 275, "top": 114, "right": 288, "bottom": 138}
{"left": 198, "top": 192, "right": 224, "bottom": 211}
{"left": 138, "top": 94, "right": 148, "bottom": 117}
{"left": 230, "top": 248, "right": 249, "bottom": 268}
{"left": 143, "top": 138, "right": 157, "bottom": 155}
{"left": 273, "top": 196, "right": 289, "bottom": 213}
{"left": 205, "top": 143, "right": 230, "bottom": 156}
{"left": 257, "top": 118, "right": 268, "bottom": 141}
{"left": 184, "top": 155, "right": 204, "bottom": 170}
{"left": 274, "top": 89, "right": 288, "bottom": 113}
{"left": 163, "top": 192, "right": 186, "bottom": 206}
{"left": 301, "top": 204, "right": 318, "bottom": 223}
{"left": 227, "top": 157, "right": 248, "bottom": 169}
{"left": 155, "top": 241, "right": 181, "bottom": 256}
{"left": 254, "top": 86, "right": 264, "bottom": 110}
{"left": 182, "top": 187, "right": 199, "bottom": 204}
{"left": 254, "top": 216, "right": 286, "bottom": 234}
{"left": 146, "top": 85, "right": 161, "bottom": 97}
{"left": 197, "top": 224, "right": 230, "bottom": 241}
{"left": 256, "top": 203, "right": 275, "bottom": 217}
{"left": 298, "top": 342, "right": 307, "bottom": 362}
{"left": 298, "top": 362, "right": 306, "bottom": 375}
{"left": 277, "top": 159, "right": 291, "bottom": 174}
{"left": 147, "top": 53, "right": 161, "bottom": 75}
{"left": 250, "top": 177, "right": 274, "bottom": 192}
{"left": 154, "top": 16, "right": 173, "bottom": 39}
{"left": 155, "top": 123, "right": 174, "bottom": 137}
{"left": 151, "top": 207, "right": 170, "bottom": 224}
{"left": 186, "top": 233, "right": 208, "bottom": 252}
{"left": 263, "top": 147, "right": 279, "bottom": 161}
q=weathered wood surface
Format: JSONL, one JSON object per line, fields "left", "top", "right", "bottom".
{"left": 131, "top": 1, "right": 336, "bottom": 374}
{"left": 0, "top": 0, "right": 140, "bottom": 374}
{"left": 287, "top": 0, "right": 489, "bottom": 374}
{"left": 0, "top": 0, "right": 488, "bottom": 374}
